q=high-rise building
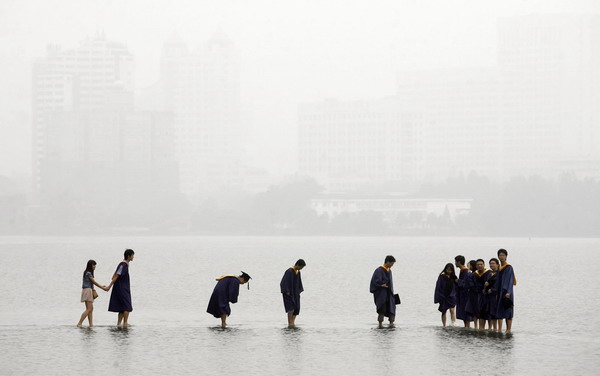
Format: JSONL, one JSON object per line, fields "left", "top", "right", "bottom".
{"left": 159, "top": 30, "right": 243, "bottom": 194}
{"left": 32, "top": 34, "right": 178, "bottom": 226}
{"left": 32, "top": 34, "right": 134, "bottom": 192}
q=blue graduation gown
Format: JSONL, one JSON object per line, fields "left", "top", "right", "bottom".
{"left": 370, "top": 266, "right": 396, "bottom": 317}
{"left": 280, "top": 267, "right": 304, "bottom": 315}
{"left": 434, "top": 274, "right": 457, "bottom": 313}
{"left": 108, "top": 262, "right": 133, "bottom": 313}
{"left": 464, "top": 272, "right": 479, "bottom": 317}
{"left": 207, "top": 276, "right": 240, "bottom": 318}
{"left": 485, "top": 271, "right": 499, "bottom": 319}
{"left": 495, "top": 264, "right": 515, "bottom": 319}
{"left": 473, "top": 269, "right": 491, "bottom": 319}
{"left": 456, "top": 267, "right": 473, "bottom": 321}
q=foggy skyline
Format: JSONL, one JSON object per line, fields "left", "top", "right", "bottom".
{"left": 1, "top": 0, "right": 598, "bottom": 177}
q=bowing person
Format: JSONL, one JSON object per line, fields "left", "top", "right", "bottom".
{"left": 207, "top": 271, "right": 251, "bottom": 328}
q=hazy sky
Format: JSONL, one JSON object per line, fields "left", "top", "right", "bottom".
{"left": 0, "top": 0, "right": 598, "bottom": 177}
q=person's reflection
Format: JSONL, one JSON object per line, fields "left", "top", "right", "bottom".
{"left": 434, "top": 327, "right": 514, "bottom": 372}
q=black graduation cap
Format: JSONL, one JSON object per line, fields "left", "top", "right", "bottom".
{"left": 241, "top": 271, "right": 252, "bottom": 290}
{"left": 502, "top": 296, "right": 514, "bottom": 309}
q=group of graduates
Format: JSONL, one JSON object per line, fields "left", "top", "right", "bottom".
{"left": 77, "top": 249, "right": 515, "bottom": 332}
{"left": 434, "top": 248, "right": 517, "bottom": 333}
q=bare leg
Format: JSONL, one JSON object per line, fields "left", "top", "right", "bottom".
{"left": 473, "top": 317, "right": 479, "bottom": 330}
{"left": 498, "top": 319, "right": 504, "bottom": 332}
{"left": 441, "top": 311, "right": 447, "bottom": 327}
{"left": 450, "top": 307, "right": 456, "bottom": 325}
{"left": 77, "top": 301, "right": 93, "bottom": 327}
{"left": 505, "top": 319, "right": 512, "bottom": 333}
{"left": 287, "top": 312, "right": 295, "bottom": 328}
{"left": 478, "top": 318, "right": 486, "bottom": 330}
{"left": 220, "top": 314, "right": 227, "bottom": 328}
{"left": 464, "top": 320, "right": 471, "bottom": 328}
{"left": 117, "top": 312, "right": 124, "bottom": 326}
{"left": 122, "top": 311, "right": 130, "bottom": 327}
{"left": 87, "top": 304, "right": 94, "bottom": 327}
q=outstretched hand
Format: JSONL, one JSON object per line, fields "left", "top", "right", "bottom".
{"left": 102, "top": 285, "right": 110, "bottom": 292}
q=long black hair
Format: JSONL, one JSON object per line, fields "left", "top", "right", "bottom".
{"left": 83, "top": 259, "right": 96, "bottom": 278}
{"left": 441, "top": 263, "right": 457, "bottom": 281}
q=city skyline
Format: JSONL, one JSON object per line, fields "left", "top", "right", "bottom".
{"left": 1, "top": 0, "right": 597, "bottom": 177}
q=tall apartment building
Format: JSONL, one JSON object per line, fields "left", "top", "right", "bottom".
{"left": 32, "top": 34, "right": 135, "bottom": 193}
{"left": 32, "top": 35, "right": 178, "bottom": 210}
{"left": 159, "top": 30, "right": 243, "bottom": 194}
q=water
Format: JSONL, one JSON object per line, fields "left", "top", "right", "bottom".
{"left": 0, "top": 236, "right": 598, "bottom": 375}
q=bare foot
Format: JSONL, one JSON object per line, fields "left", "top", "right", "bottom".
{"left": 388, "top": 323, "right": 395, "bottom": 328}
{"left": 378, "top": 323, "right": 384, "bottom": 329}
{"left": 76, "top": 324, "right": 83, "bottom": 328}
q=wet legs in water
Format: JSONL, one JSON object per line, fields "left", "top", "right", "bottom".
{"left": 77, "top": 301, "right": 94, "bottom": 327}
{"left": 220, "top": 314, "right": 228, "bottom": 328}
{"left": 441, "top": 308, "right": 455, "bottom": 327}
{"left": 287, "top": 311, "right": 297, "bottom": 328}
{"left": 498, "top": 318, "right": 512, "bottom": 333}
{"left": 478, "top": 318, "right": 487, "bottom": 330}
{"left": 117, "top": 311, "right": 131, "bottom": 327}
{"left": 378, "top": 313, "right": 395, "bottom": 328}
{"left": 462, "top": 319, "right": 471, "bottom": 329}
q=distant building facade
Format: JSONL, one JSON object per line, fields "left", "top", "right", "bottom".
{"left": 32, "top": 34, "right": 135, "bottom": 192}
{"left": 298, "top": 98, "right": 425, "bottom": 191}
{"left": 159, "top": 30, "right": 244, "bottom": 194}
{"left": 311, "top": 193, "right": 471, "bottom": 228}
{"left": 299, "top": 15, "right": 600, "bottom": 190}
{"left": 32, "top": 35, "right": 178, "bottom": 212}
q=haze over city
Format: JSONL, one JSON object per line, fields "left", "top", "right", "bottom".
{"left": 0, "top": 0, "right": 599, "bottom": 235}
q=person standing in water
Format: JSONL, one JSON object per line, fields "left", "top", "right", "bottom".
{"left": 370, "top": 255, "right": 397, "bottom": 329}
{"left": 434, "top": 263, "right": 457, "bottom": 327}
{"left": 280, "top": 259, "right": 306, "bottom": 328}
{"left": 207, "top": 272, "right": 251, "bottom": 328}
{"left": 76, "top": 260, "right": 109, "bottom": 328}
{"left": 495, "top": 249, "right": 516, "bottom": 333}
{"left": 455, "top": 255, "right": 473, "bottom": 328}
{"left": 485, "top": 258, "right": 500, "bottom": 332}
{"left": 107, "top": 249, "right": 135, "bottom": 327}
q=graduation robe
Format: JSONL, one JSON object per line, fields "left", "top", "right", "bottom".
{"left": 108, "top": 261, "right": 133, "bottom": 313}
{"left": 370, "top": 266, "right": 396, "bottom": 317}
{"left": 206, "top": 276, "right": 240, "bottom": 318}
{"left": 485, "top": 271, "right": 499, "bottom": 319}
{"left": 434, "top": 274, "right": 457, "bottom": 313}
{"left": 473, "top": 269, "right": 491, "bottom": 319}
{"left": 495, "top": 264, "right": 516, "bottom": 319}
{"left": 280, "top": 267, "right": 304, "bottom": 315}
{"left": 456, "top": 267, "right": 473, "bottom": 321}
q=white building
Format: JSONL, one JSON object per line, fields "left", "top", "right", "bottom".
{"left": 311, "top": 193, "right": 471, "bottom": 227}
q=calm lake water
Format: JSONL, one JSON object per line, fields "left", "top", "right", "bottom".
{"left": 0, "top": 236, "right": 598, "bottom": 375}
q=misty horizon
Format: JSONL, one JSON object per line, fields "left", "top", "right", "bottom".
{"left": 1, "top": 0, "right": 599, "bottom": 236}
